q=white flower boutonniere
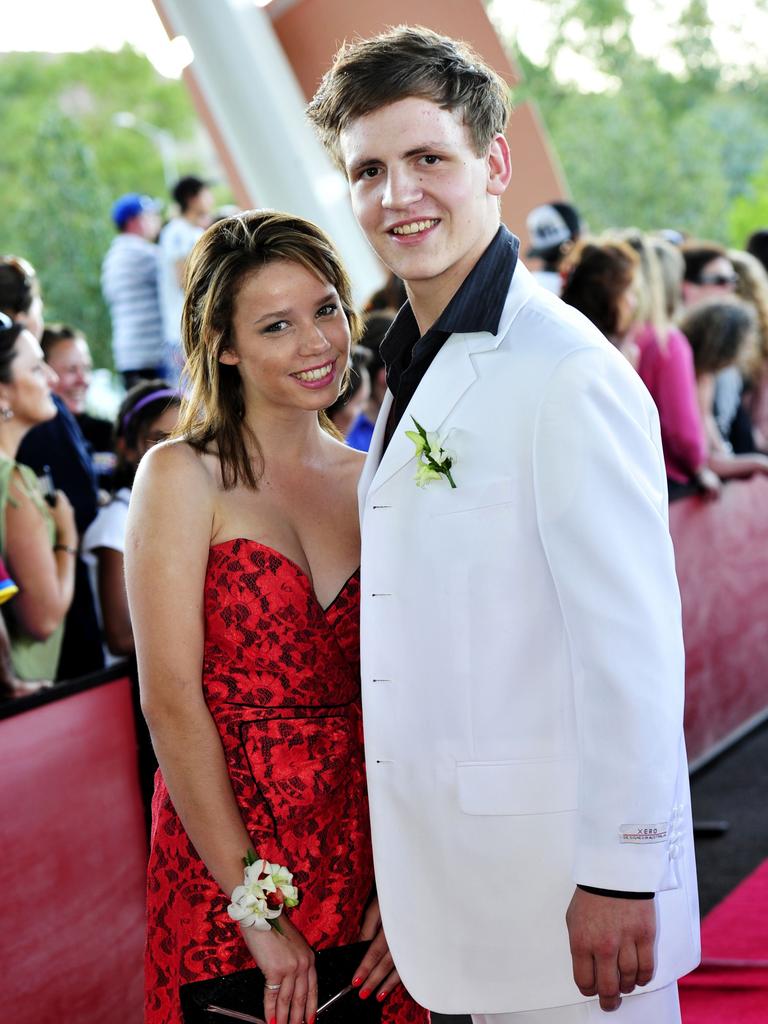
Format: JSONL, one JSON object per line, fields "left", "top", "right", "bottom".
{"left": 405, "top": 416, "right": 457, "bottom": 488}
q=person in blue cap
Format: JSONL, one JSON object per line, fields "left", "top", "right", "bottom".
{"left": 101, "top": 193, "right": 166, "bottom": 388}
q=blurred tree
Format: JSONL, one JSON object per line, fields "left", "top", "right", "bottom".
{"left": 8, "top": 114, "right": 114, "bottom": 367}
{"left": 0, "top": 47, "right": 204, "bottom": 369}
{"left": 488, "top": 0, "right": 768, "bottom": 243}
{"left": 728, "top": 157, "right": 768, "bottom": 247}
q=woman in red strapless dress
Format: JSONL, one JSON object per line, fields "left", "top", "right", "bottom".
{"left": 126, "top": 212, "right": 427, "bottom": 1024}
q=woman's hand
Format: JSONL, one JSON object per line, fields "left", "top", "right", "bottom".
{"left": 352, "top": 896, "right": 402, "bottom": 1005}
{"left": 694, "top": 466, "right": 721, "bottom": 498}
{"left": 241, "top": 916, "right": 317, "bottom": 1024}
{"left": 49, "top": 490, "right": 78, "bottom": 549}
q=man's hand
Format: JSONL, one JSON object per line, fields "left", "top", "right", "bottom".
{"left": 566, "top": 888, "right": 656, "bottom": 1012}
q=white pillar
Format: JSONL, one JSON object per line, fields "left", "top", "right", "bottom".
{"left": 156, "top": 0, "right": 384, "bottom": 303}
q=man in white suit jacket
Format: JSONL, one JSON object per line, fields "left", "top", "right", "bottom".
{"left": 309, "top": 26, "right": 699, "bottom": 1024}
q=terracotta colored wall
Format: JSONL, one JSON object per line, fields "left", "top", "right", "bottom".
{"left": 271, "top": 0, "right": 569, "bottom": 242}
{"left": 273, "top": 0, "right": 519, "bottom": 96}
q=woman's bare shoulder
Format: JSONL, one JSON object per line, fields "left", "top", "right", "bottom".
{"left": 325, "top": 435, "right": 367, "bottom": 472}
{"left": 129, "top": 441, "right": 221, "bottom": 533}
{"left": 129, "top": 439, "right": 221, "bottom": 549}
{"left": 137, "top": 438, "right": 216, "bottom": 491}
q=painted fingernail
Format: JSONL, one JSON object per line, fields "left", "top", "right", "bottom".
{"left": 309, "top": 1015, "right": 317, "bottom": 1024}
{"left": 359, "top": 988, "right": 371, "bottom": 999}
{"left": 352, "top": 977, "right": 363, "bottom": 988}
{"left": 376, "top": 990, "right": 388, "bottom": 1002}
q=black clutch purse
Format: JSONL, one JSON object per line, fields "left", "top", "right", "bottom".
{"left": 180, "top": 940, "right": 383, "bottom": 1024}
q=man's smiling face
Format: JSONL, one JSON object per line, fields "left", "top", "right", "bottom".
{"left": 340, "top": 97, "right": 510, "bottom": 307}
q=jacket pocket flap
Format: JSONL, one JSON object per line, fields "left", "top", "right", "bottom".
{"left": 456, "top": 758, "right": 579, "bottom": 816}
{"left": 429, "top": 478, "right": 515, "bottom": 516}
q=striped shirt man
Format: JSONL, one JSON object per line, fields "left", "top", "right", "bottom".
{"left": 101, "top": 231, "right": 165, "bottom": 379}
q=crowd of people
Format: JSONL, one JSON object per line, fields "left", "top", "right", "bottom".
{"left": 0, "top": 177, "right": 221, "bottom": 695}
{"left": 528, "top": 204, "right": 768, "bottom": 498}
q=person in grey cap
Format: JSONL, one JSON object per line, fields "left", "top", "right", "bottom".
{"left": 101, "top": 193, "right": 166, "bottom": 388}
{"left": 526, "top": 201, "right": 582, "bottom": 295}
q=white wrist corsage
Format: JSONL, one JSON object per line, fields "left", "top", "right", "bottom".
{"left": 406, "top": 416, "right": 457, "bottom": 488}
{"left": 227, "top": 850, "right": 300, "bottom": 933}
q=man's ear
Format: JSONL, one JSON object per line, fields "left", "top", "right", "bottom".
{"left": 487, "top": 133, "right": 512, "bottom": 197}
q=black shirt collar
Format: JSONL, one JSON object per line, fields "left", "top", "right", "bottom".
{"left": 380, "top": 225, "right": 519, "bottom": 440}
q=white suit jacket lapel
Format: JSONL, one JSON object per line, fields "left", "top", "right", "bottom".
{"left": 358, "top": 259, "right": 539, "bottom": 505}
{"left": 366, "top": 333, "right": 478, "bottom": 496}
{"left": 357, "top": 391, "right": 392, "bottom": 515}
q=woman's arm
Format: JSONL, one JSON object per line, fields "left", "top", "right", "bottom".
{"left": 125, "top": 442, "right": 252, "bottom": 893}
{"left": 4, "top": 476, "right": 77, "bottom": 641}
{"left": 708, "top": 449, "right": 768, "bottom": 478}
{"left": 125, "top": 443, "right": 317, "bottom": 1024}
{"left": 96, "top": 547, "right": 134, "bottom": 656}
{"left": 697, "top": 373, "right": 768, "bottom": 478}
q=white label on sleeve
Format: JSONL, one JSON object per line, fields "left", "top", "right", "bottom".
{"left": 619, "top": 822, "right": 669, "bottom": 844}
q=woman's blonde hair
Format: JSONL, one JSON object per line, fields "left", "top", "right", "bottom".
{"left": 650, "top": 235, "right": 685, "bottom": 323}
{"left": 175, "top": 210, "right": 362, "bottom": 489}
{"left": 611, "top": 228, "right": 666, "bottom": 339}
{"left": 728, "top": 248, "right": 768, "bottom": 378}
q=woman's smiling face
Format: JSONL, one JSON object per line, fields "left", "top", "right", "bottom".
{"left": 220, "top": 259, "right": 352, "bottom": 415}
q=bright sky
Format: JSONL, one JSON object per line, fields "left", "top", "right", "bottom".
{"left": 0, "top": 0, "right": 187, "bottom": 76}
{"left": 3, "top": 0, "right": 768, "bottom": 85}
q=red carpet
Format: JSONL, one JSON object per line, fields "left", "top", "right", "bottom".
{"left": 680, "top": 859, "right": 768, "bottom": 1022}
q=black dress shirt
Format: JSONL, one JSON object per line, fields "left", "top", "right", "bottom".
{"left": 377, "top": 224, "right": 653, "bottom": 901}
{"left": 381, "top": 225, "right": 518, "bottom": 447}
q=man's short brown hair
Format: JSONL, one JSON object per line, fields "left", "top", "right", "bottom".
{"left": 307, "top": 25, "right": 511, "bottom": 171}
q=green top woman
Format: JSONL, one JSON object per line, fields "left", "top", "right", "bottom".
{"left": 0, "top": 313, "right": 78, "bottom": 681}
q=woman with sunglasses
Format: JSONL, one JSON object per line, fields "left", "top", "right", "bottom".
{"left": 679, "top": 241, "right": 754, "bottom": 450}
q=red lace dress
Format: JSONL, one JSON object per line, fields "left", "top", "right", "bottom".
{"left": 145, "top": 538, "right": 426, "bottom": 1024}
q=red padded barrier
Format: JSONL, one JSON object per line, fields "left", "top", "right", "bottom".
{"left": 0, "top": 676, "right": 146, "bottom": 1024}
{"left": 670, "top": 477, "right": 768, "bottom": 766}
